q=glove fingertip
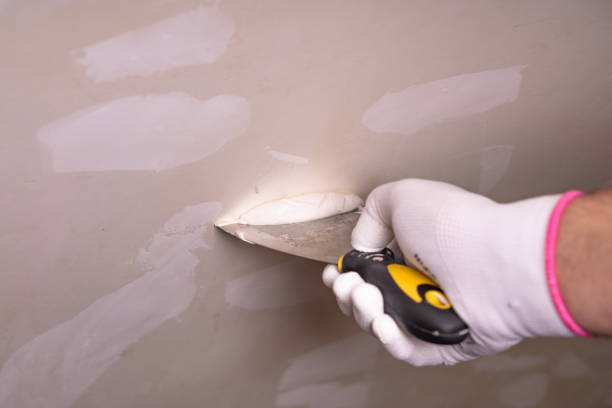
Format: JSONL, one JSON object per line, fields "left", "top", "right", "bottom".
{"left": 351, "top": 283, "right": 385, "bottom": 332}
{"left": 351, "top": 210, "right": 393, "bottom": 252}
{"left": 372, "top": 314, "right": 402, "bottom": 345}
{"left": 332, "top": 272, "right": 363, "bottom": 297}
{"left": 332, "top": 272, "right": 363, "bottom": 316}
{"left": 322, "top": 264, "right": 340, "bottom": 288}
{"left": 372, "top": 315, "right": 450, "bottom": 366}
{"left": 352, "top": 283, "right": 384, "bottom": 313}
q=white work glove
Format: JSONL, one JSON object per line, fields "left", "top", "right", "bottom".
{"left": 323, "top": 179, "right": 573, "bottom": 366}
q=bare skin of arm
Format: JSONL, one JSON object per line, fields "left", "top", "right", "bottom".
{"left": 557, "top": 189, "right": 612, "bottom": 335}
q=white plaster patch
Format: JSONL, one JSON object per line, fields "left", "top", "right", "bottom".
{"left": 477, "top": 145, "right": 515, "bottom": 194}
{"left": 238, "top": 193, "right": 362, "bottom": 225}
{"left": 37, "top": 93, "right": 251, "bottom": 172}
{"left": 497, "top": 373, "right": 549, "bottom": 408}
{"left": 553, "top": 353, "right": 590, "bottom": 378}
{"left": 77, "top": 5, "right": 234, "bottom": 82}
{"left": 279, "top": 334, "right": 378, "bottom": 390}
{"left": 266, "top": 149, "right": 309, "bottom": 165}
{"left": 472, "top": 354, "right": 546, "bottom": 373}
{"left": 225, "top": 261, "right": 326, "bottom": 310}
{"left": 276, "top": 381, "right": 370, "bottom": 408}
{"left": 0, "top": 202, "right": 222, "bottom": 408}
{"left": 362, "top": 65, "right": 526, "bottom": 135}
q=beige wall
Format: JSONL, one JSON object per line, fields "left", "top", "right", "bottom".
{"left": 1, "top": 0, "right": 611, "bottom": 407}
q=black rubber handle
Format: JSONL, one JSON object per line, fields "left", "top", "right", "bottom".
{"left": 339, "top": 248, "right": 468, "bottom": 345}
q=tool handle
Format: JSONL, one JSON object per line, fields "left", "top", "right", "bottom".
{"left": 338, "top": 248, "right": 468, "bottom": 345}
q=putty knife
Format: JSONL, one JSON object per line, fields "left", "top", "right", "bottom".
{"left": 217, "top": 210, "right": 469, "bottom": 345}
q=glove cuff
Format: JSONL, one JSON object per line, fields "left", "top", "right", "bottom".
{"left": 545, "top": 191, "right": 594, "bottom": 338}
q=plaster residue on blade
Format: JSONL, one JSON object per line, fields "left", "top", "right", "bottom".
{"left": 219, "top": 211, "right": 359, "bottom": 263}
{"left": 255, "top": 210, "right": 359, "bottom": 249}
{"left": 237, "top": 192, "right": 363, "bottom": 225}
{"left": 217, "top": 192, "right": 363, "bottom": 262}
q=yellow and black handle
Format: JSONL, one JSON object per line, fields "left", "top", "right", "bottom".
{"left": 338, "top": 248, "right": 468, "bottom": 345}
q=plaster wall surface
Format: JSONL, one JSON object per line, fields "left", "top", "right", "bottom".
{"left": 1, "top": 0, "right": 611, "bottom": 407}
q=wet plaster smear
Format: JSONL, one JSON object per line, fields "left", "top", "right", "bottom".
{"left": 477, "top": 145, "right": 514, "bottom": 194}
{"left": 0, "top": 202, "right": 222, "bottom": 408}
{"left": 76, "top": 5, "right": 234, "bottom": 82}
{"left": 225, "top": 261, "right": 326, "bottom": 310}
{"left": 362, "top": 66, "right": 526, "bottom": 135}
{"left": 37, "top": 93, "right": 251, "bottom": 172}
{"left": 266, "top": 149, "right": 309, "bottom": 165}
{"left": 276, "top": 334, "right": 378, "bottom": 408}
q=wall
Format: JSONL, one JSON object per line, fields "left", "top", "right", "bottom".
{"left": 1, "top": 0, "right": 611, "bottom": 407}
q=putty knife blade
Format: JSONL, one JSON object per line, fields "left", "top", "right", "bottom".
{"left": 216, "top": 211, "right": 360, "bottom": 263}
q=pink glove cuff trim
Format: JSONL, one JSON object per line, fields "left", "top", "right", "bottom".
{"left": 545, "top": 190, "right": 594, "bottom": 338}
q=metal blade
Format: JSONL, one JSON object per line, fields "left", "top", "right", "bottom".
{"left": 216, "top": 211, "right": 360, "bottom": 263}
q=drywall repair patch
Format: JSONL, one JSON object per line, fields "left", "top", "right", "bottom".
{"left": 477, "top": 145, "right": 515, "bottom": 194}
{"left": 0, "top": 202, "right": 221, "bottom": 408}
{"left": 225, "top": 261, "right": 326, "bottom": 310}
{"left": 276, "top": 381, "right": 371, "bottom": 408}
{"left": 278, "top": 334, "right": 378, "bottom": 390}
{"left": 37, "top": 93, "right": 251, "bottom": 172}
{"left": 362, "top": 65, "right": 526, "bottom": 135}
{"left": 76, "top": 5, "right": 234, "bottom": 82}
{"left": 266, "top": 149, "right": 309, "bottom": 165}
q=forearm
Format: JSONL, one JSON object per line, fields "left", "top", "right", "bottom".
{"left": 557, "top": 189, "right": 612, "bottom": 335}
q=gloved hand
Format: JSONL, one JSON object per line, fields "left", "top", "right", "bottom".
{"left": 323, "top": 179, "right": 582, "bottom": 366}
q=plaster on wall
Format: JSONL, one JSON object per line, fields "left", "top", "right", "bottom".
{"left": 276, "top": 381, "right": 371, "bottom": 408}
{"left": 225, "top": 260, "right": 326, "bottom": 310}
{"left": 477, "top": 145, "right": 515, "bottom": 194}
{"left": 0, "top": 202, "right": 221, "bottom": 408}
{"left": 76, "top": 5, "right": 234, "bottom": 82}
{"left": 37, "top": 93, "right": 251, "bottom": 172}
{"left": 362, "top": 66, "right": 525, "bottom": 136}
{"left": 278, "top": 334, "right": 378, "bottom": 390}
{"left": 2, "top": 0, "right": 612, "bottom": 406}
{"left": 266, "top": 149, "right": 309, "bottom": 165}
{"left": 277, "top": 335, "right": 378, "bottom": 408}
